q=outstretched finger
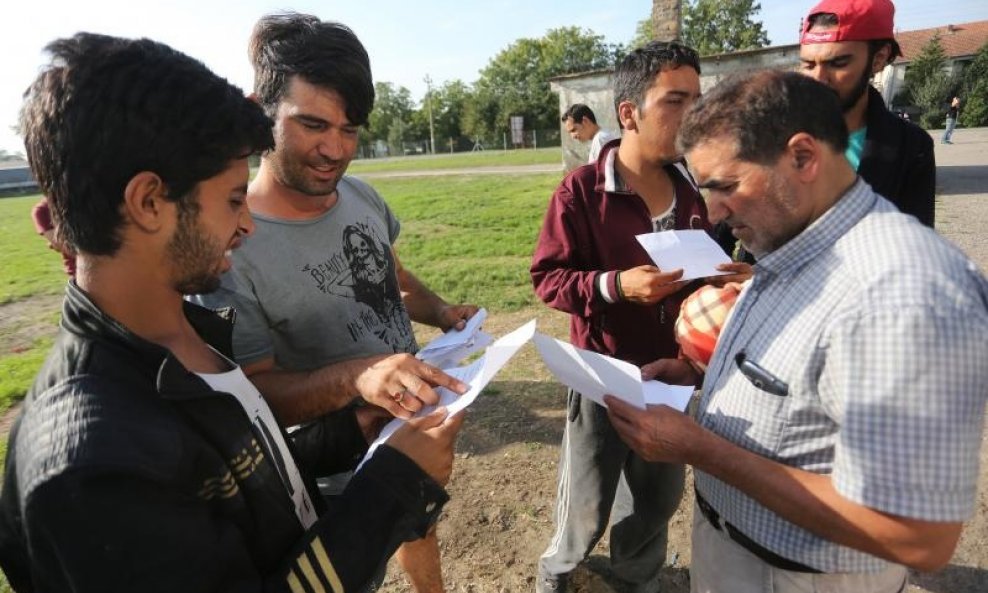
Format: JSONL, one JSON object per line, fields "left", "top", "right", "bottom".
{"left": 418, "top": 362, "right": 469, "bottom": 395}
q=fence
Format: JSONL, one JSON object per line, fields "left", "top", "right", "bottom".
{"left": 357, "top": 128, "right": 562, "bottom": 159}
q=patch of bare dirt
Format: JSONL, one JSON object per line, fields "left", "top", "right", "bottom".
{"left": 0, "top": 293, "right": 62, "bottom": 434}
{"left": 0, "top": 294, "right": 62, "bottom": 355}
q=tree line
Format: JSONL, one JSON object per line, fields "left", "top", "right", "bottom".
{"left": 364, "top": 0, "right": 770, "bottom": 156}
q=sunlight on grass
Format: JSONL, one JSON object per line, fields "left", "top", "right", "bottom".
{"left": 378, "top": 173, "right": 558, "bottom": 311}
{"left": 0, "top": 171, "right": 561, "bottom": 419}
{"left": 0, "top": 194, "right": 66, "bottom": 305}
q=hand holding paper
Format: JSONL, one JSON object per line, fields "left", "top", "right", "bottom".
{"left": 358, "top": 320, "right": 536, "bottom": 470}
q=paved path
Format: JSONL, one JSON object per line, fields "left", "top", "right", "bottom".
{"left": 908, "top": 126, "right": 988, "bottom": 593}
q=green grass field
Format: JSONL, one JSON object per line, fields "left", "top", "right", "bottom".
{"left": 0, "top": 170, "right": 559, "bottom": 418}
{"left": 0, "top": 195, "right": 67, "bottom": 305}
{"left": 348, "top": 147, "right": 560, "bottom": 174}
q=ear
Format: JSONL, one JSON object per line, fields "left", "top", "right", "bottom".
{"left": 617, "top": 100, "right": 638, "bottom": 133}
{"left": 870, "top": 43, "right": 892, "bottom": 75}
{"left": 122, "top": 171, "right": 171, "bottom": 234}
{"left": 785, "top": 132, "right": 821, "bottom": 181}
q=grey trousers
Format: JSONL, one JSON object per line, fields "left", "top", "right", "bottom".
{"left": 539, "top": 390, "right": 685, "bottom": 584}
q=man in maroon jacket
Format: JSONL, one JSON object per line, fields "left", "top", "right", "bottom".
{"left": 531, "top": 41, "right": 747, "bottom": 593}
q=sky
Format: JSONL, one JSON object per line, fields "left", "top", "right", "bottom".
{"left": 3, "top": 0, "right": 988, "bottom": 155}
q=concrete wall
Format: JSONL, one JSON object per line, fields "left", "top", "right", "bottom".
{"left": 698, "top": 45, "right": 801, "bottom": 93}
{"left": 549, "top": 45, "right": 804, "bottom": 172}
{"left": 550, "top": 72, "right": 619, "bottom": 172}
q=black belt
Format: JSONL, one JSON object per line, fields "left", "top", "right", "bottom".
{"left": 695, "top": 488, "right": 822, "bottom": 574}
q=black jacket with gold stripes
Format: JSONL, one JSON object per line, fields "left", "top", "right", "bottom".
{"left": 0, "top": 281, "right": 448, "bottom": 592}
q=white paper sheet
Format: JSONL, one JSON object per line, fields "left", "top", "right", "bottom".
{"left": 357, "top": 320, "right": 536, "bottom": 470}
{"left": 636, "top": 230, "right": 731, "bottom": 282}
{"left": 532, "top": 333, "right": 693, "bottom": 412}
{"left": 642, "top": 380, "right": 694, "bottom": 411}
{"left": 416, "top": 308, "right": 492, "bottom": 369}
{"left": 532, "top": 333, "right": 646, "bottom": 408}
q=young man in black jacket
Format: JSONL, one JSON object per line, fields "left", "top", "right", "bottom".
{"left": 0, "top": 33, "right": 463, "bottom": 593}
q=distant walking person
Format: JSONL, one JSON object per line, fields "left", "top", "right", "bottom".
{"left": 561, "top": 104, "right": 614, "bottom": 163}
{"left": 943, "top": 96, "right": 960, "bottom": 144}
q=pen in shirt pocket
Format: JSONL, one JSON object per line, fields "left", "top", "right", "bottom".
{"left": 734, "top": 352, "right": 789, "bottom": 397}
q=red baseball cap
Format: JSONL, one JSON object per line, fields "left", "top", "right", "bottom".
{"left": 802, "top": 0, "right": 903, "bottom": 56}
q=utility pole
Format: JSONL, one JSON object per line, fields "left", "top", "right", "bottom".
{"left": 424, "top": 74, "right": 436, "bottom": 155}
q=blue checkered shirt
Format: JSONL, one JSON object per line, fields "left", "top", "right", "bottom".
{"left": 695, "top": 178, "right": 988, "bottom": 573}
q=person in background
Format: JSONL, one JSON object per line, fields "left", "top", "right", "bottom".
{"left": 561, "top": 103, "right": 615, "bottom": 163}
{"left": 943, "top": 96, "right": 960, "bottom": 144}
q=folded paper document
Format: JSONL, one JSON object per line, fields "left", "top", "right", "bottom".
{"left": 532, "top": 333, "right": 693, "bottom": 411}
{"left": 358, "top": 320, "right": 535, "bottom": 470}
{"left": 358, "top": 319, "right": 693, "bottom": 470}
{"left": 636, "top": 229, "right": 731, "bottom": 282}
{"left": 416, "top": 308, "right": 493, "bottom": 369}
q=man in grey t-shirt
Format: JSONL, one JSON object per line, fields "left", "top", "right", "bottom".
{"left": 191, "top": 13, "right": 477, "bottom": 593}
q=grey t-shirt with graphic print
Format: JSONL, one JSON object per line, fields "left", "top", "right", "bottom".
{"left": 191, "top": 175, "right": 417, "bottom": 370}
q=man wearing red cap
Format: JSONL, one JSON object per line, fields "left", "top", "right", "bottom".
{"left": 800, "top": 0, "right": 935, "bottom": 227}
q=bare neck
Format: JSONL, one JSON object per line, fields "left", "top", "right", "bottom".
{"left": 75, "top": 253, "right": 196, "bottom": 354}
{"left": 809, "top": 157, "right": 860, "bottom": 224}
{"left": 615, "top": 140, "right": 676, "bottom": 215}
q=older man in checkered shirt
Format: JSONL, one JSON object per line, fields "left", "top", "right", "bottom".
{"left": 606, "top": 70, "right": 988, "bottom": 593}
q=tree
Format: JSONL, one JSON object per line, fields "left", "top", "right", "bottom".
{"left": 411, "top": 80, "right": 473, "bottom": 149}
{"left": 959, "top": 79, "right": 988, "bottom": 128}
{"left": 631, "top": 0, "right": 770, "bottom": 55}
{"left": 895, "top": 34, "right": 962, "bottom": 128}
{"left": 367, "top": 82, "right": 415, "bottom": 154}
{"left": 684, "top": 0, "right": 770, "bottom": 55}
{"left": 960, "top": 41, "right": 988, "bottom": 128}
{"left": 914, "top": 72, "right": 955, "bottom": 129}
{"left": 896, "top": 33, "right": 948, "bottom": 107}
{"left": 467, "top": 27, "right": 619, "bottom": 140}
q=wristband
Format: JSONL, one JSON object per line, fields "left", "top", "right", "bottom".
{"left": 615, "top": 271, "right": 626, "bottom": 301}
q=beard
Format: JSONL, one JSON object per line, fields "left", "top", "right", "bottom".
{"left": 734, "top": 172, "right": 803, "bottom": 258}
{"left": 167, "top": 201, "right": 225, "bottom": 295}
{"left": 269, "top": 149, "right": 348, "bottom": 197}
{"left": 839, "top": 64, "right": 873, "bottom": 113}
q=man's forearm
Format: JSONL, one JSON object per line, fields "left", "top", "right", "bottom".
{"left": 248, "top": 355, "right": 387, "bottom": 426}
{"left": 690, "top": 427, "right": 962, "bottom": 571}
{"left": 397, "top": 267, "right": 448, "bottom": 328}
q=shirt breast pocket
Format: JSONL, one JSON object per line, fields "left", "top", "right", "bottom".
{"left": 703, "top": 366, "right": 792, "bottom": 458}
